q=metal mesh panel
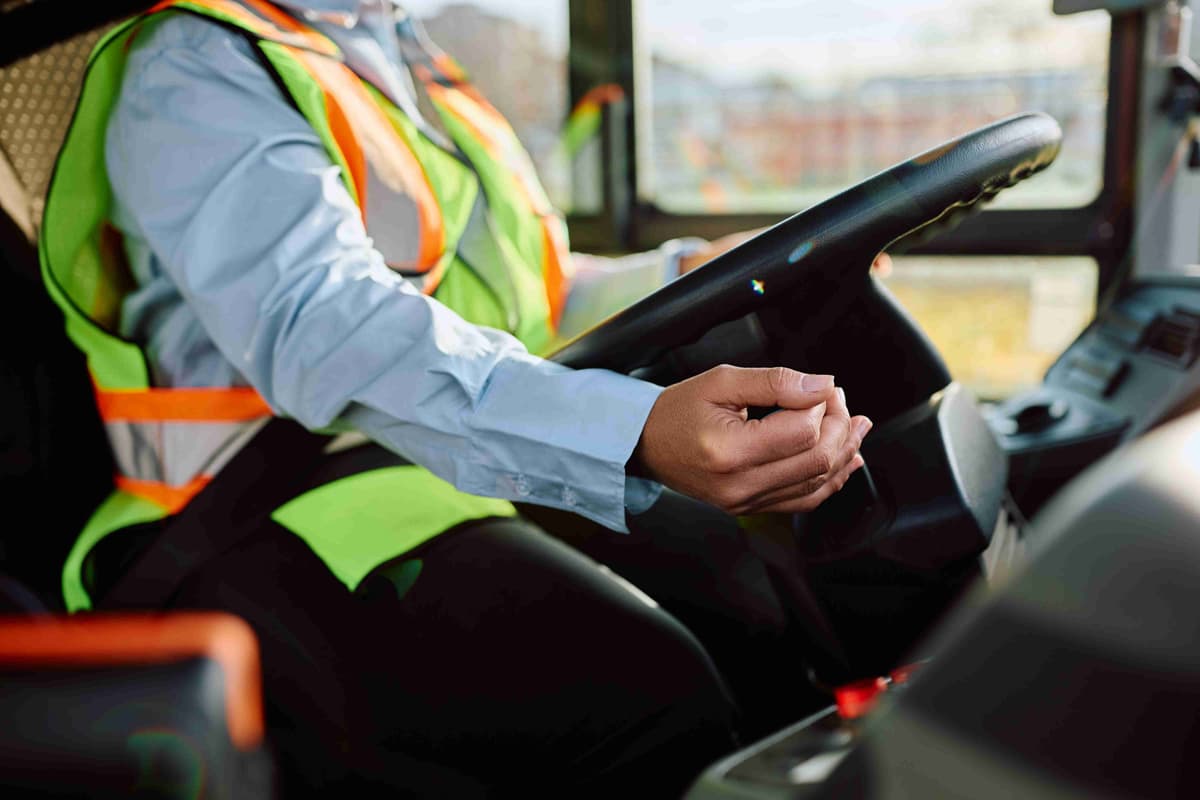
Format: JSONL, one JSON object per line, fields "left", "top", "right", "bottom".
{"left": 0, "top": 27, "right": 107, "bottom": 228}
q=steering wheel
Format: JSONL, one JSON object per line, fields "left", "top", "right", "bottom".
{"left": 551, "top": 113, "right": 1063, "bottom": 676}
{"left": 551, "top": 112, "right": 1062, "bottom": 422}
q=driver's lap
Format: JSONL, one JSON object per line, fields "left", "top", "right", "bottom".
{"left": 165, "top": 514, "right": 740, "bottom": 797}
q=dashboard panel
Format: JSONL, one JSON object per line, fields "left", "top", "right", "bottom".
{"left": 686, "top": 276, "right": 1200, "bottom": 799}
{"left": 986, "top": 277, "right": 1200, "bottom": 515}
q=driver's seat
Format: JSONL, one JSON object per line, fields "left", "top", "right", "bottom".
{"left": 0, "top": 141, "right": 111, "bottom": 606}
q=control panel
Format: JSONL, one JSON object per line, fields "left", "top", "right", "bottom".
{"left": 986, "top": 277, "right": 1200, "bottom": 515}
{"left": 686, "top": 278, "right": 1200, "bottom": 800}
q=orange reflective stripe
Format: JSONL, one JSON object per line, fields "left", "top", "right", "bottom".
{"left": 425, "top": 81, "right": 551, "bottom": 216}
{"left": 303, "top": 54, "right": 446, "bottom": 269}
{"left": 323, "top": 85, "right": 369, "bottom": 214}
{"left": 116, "top": 474, "right": 212, "bottom": 514}
{"left": 431, "top": 53, "right": 467, "bottom": 84}
{"left": 419, "top": 255, "right": 450, "bottom": 296}
{"left": 428, "top": 54, "right": 512, "bottom": 134}
{"left": 240, "top": 0, "right": 444, "bottom": 272}
{"left": 95, "top": 385, "right": 271, "bottom": 422}
{"left": 152, "top": 0, "right": 367, "bottom": 211}
{"left": 235, "top": 0, "right": 322, "bottom": 33}
{"left": 423, "top": 80, "right": 572, "bottom": 325}
{"left": 541, "top": 218, "right": 570, "bottom": 328}
{"left": 0, "top": 613, "right": 264, "bottom": 750}
{"left": 306, "top": 59, "right": 443, "bottom": 270}
{"left": 150, "top": 0, "right": 338, "bottom": 56}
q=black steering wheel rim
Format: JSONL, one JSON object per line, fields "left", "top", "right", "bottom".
{"left": 551, "top": 112, "right": 1062, "bottom": 374}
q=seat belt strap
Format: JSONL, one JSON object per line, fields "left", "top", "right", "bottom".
{"left": 102, "top": 418, "right": 331, "bottom": 609}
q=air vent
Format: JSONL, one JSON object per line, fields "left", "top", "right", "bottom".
{"left": 1142, "top": 307, "right": 1200, "bottom": 367}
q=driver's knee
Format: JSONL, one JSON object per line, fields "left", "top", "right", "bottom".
{"left": 556, "top": 614, "right": 741, "bottom": 796}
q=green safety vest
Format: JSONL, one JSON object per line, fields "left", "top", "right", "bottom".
{"left": 40, "top": 0, "right": 573, "bottom": 611}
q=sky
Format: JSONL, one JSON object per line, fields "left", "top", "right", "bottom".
{"left": 401, "top": 0, "right": 1111, "bottom": 84}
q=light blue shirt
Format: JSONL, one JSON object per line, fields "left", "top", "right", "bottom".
{"left": 105, "top": 0, "right": 690, "bottom": 531}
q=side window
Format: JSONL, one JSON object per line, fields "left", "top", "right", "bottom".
{"left": 642, "top": 0, "right": 1109, "bottom": 213}
{"left": 408, "top": 1, "right": 1110, "bottom": 399}
{"left": 641, "top": 0, "right": 1110, "bottom": 398}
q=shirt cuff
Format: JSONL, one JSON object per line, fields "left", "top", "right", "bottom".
{"left": 625, "top": 476, "right": 665, "bottom": 516}
{"left": 455, "top": 355, "right": 665, "bottom": 533}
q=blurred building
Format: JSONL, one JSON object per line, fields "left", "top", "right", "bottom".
{"left": 417, "top": 3, "right": 1106, "bottom": 213}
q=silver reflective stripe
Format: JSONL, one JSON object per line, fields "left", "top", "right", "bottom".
{"left": 365, "top": 163, "right": 422, "bottom": 268}
{"left": 105, "top": 418, "right": 269, "bottom": 487}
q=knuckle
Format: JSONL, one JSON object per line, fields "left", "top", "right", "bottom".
{"left": 799, "top": 476, "right": 824, "bottom": 496}
{"left": 711, "top": 364, "right": 737, "bottom": 383}
{"left": 810, "top": 449, "right": 834, "bottom": 477}
{"left": 766, "top": 366, "right": 791, "bottom": 396}
{"left": 798, "top": 418, "right": 821, "bottom": 449}
{"left": 697, "top": 434, "right": 725, "bottom": 470}
{"left": 789, "top": 476, "right": 819, "bottom": 499}
{"left": 705, "top": 445, "right": 737, "bottom": 474}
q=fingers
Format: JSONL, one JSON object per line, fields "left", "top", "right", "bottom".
{"left": 704, "top": 365, "right": 836, "bottom": 412}
{"left": 726, "top": 414, "right": 871, "bottom": 513}
{"left": 646, "top": 363, "right": 873, "bottom": 516}
{"left": 759, "top": 453, "right": 866, "bottom": 514}
{"left": 733, "top": 384, "right": 853, "bottom": 470}
{"left": 821, "top": 385, "right": 854, "bottom": 454}
{"left": 734, "top": 405, "right": 826, "bottom": 466}
{"left": 749, "top": 450, "right": 866, "bottom": 515}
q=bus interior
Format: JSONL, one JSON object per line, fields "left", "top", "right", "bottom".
{"left": 3, "top": 0, "right": 1200, "bottom": 797}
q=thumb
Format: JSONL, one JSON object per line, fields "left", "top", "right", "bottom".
{"left": 705, "top": 366, "right": 836, "bottom": 410}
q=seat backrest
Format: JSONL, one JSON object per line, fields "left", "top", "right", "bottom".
{"left": 0, "top": 611, "right": 271, "bottom": 799}
{"left": 0, "top": 25, "right": 104, "bottom": 231}
{"left": 0, "top": 31, "right": 114, "bottom": 607}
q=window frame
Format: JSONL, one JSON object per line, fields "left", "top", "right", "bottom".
{"left": 565, "top": 1, "right": 1143, "bottom": 300}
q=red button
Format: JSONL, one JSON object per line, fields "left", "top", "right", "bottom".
{"left": 834, "top": 677, "right": 889, "bottom": 720}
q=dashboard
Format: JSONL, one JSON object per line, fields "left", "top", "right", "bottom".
{"left": 685, "top": 275, "right": 1200, "bottom": 799}
{"left": 986, "top": 276, "right": 1200, "bottom": 516}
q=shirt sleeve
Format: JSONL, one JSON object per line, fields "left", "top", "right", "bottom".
{"left": 105, "top": 16, "right": 662, "bottom": 531}
{"left": 557, "top": 237, "right": 708, "bottom": 340}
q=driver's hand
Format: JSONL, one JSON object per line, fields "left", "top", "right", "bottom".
{"left": 634, "top": 365, "right": 871, "bottom": 514}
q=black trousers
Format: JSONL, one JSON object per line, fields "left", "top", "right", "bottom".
{"left": 90, "top": 448, "right": 849, "bottom": 798}
{"left": 527, "top": 490, "right": 839, "bottom": 736}
{"left": 164, "top": 513, "right": 742, "bottom": 798}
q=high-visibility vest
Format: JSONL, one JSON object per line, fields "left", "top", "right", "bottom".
{"left": 40, "top": 0, "right": 573, "bottom": 611}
